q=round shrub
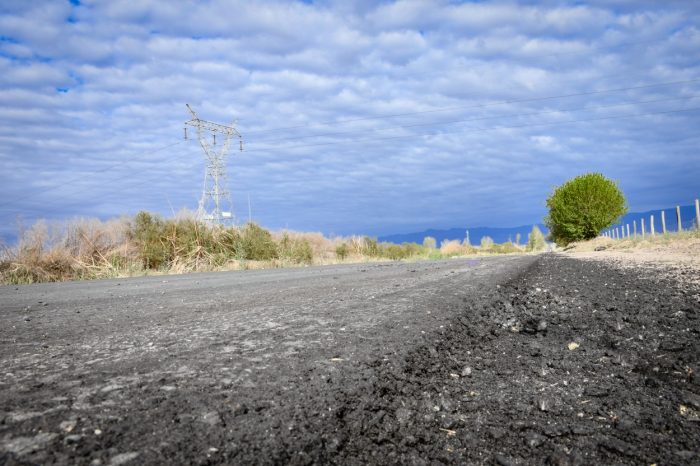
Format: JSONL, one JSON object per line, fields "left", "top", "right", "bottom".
{"left": 241, "top": 223, "right": 278, "bottom": 261}
{"left": 545, "top": 173, "right": 627, "bottom": 245}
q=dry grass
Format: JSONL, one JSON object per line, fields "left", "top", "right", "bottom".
{"left": 1, "top": 213, "right": 531, "bottom": 285}
{"left": 562, "top": 228, "right": 700, "bottom": 272}
{"left": 564, "top": 228, "right": 700, "bottom": 253}
{"left": 440, "top": 240, "right": 478, "bottom": 256}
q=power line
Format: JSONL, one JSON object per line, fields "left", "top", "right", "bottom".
{"left": 0, "top": 139, "right": 190, "bottom": 210}
{"left": 0, "top": 151, "right": 201, "bottom": 213}
{"left": 10, "top": 102, "right": 699, "bottom": 212}
{"left": 242, "top": 105, "right": 700, "bottom": 153}
{"left": 242, "top": 77, "right": 700, "bottom": 136}
{"left": 248, "top": 94, "right": 699, "bottom": 146}
{"left": 3, "top": 107, "right": 698, "bottom": 220}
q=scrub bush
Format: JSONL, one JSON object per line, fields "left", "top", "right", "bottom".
{"left": 545, "top": 173, "right": 627, "bottom": 245}
{"left": 526, "top": 225, "right": 546, "bottom": 252}
{"left": 240, "top": 222, "right": 278, "bottom": 261}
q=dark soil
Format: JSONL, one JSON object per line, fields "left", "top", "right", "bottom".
{"left": 1, "top": 255, "right": 698, "bottom": 465}
{"left": 315, "top": 255, "right": 700, "bottom": 465}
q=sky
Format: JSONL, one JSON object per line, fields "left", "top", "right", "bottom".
{"left": 1, "top": 0, "right": 699, "bottom": 243}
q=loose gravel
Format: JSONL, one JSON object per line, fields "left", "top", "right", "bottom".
{"left": 1, "top": 254, "right": 698, "bottom": 465}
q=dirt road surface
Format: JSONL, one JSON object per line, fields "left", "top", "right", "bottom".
{"left": 1, "top": 255, "right": 698, "bottom": 465}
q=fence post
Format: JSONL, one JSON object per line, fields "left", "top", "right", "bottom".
{"left": 633, "top": 220, "right": 637, "bottom": 238}
{"left": 626, "top": 224, "right": 630, "bottom": 238}
{"left": 661, "top": 211, "right": 666, "bottom": 234}
{"left": 650, "top": 215, "right": 655, "bottom": 236}
{"left": 677, "top": 206, "right": 682, "bottom": 232}
{"left": 641, "top": 218, "right": 646, "bottom": 238}
{"left": 696, "top": 199, "right": 699, "bottom": 230}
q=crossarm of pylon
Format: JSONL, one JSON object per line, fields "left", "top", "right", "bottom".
{"left": 185, "top": 118, "right": 241, "bottom": 137}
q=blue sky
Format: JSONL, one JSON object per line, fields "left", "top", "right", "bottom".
{"left": 1, "top": 0, "right": 699, "bottom": 243}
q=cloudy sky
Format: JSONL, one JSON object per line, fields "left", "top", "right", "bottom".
{"left": 1, "top": 0, "right": 699, "bottom": 242}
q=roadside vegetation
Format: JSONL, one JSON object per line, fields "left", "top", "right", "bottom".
{"left": 563, "top": 227, "right": 700, "bottom": 253}
{"left": 545, "top": 172, "right": 627, "bottom": 246}
{"left": 0, "top": 212, "right": 546, "bottom": 284}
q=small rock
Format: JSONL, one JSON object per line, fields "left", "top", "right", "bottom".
{"left": 395, "top": 408, "right": 412, "bottom": 425}
{"left": 201, "top": 411, "right": 221, "bottom": 426}
{"left": 682, "top": 391, "right": 700, "bottom": 409}
{"left": 615, "top": 419, "right": 635, "bottom": 431}
{"left": 1, "top": 433, "right": 58, "bottom": 455}
{"left": 64, "top": 434, "right": 83, "bottom": 444}
{"left": 543, "top": 425, "right": 569, "bottom": 437}
{"left": 232, "top": 403, "right": 248, "bottom": 415}
{"left": 109, "top": 452, "right": 139, "bottom": 465}
{"left": 675, "top": 451, "right": 697, "bottom": 460}
{"left": 526, "top": 432, "right": 545, "bottom": 448}
{"left": 584, "top": 385, "right": 609, "bottom": 397}
{"left": 60, "top": 420, "right": 77, "bottom": 432}
{"left": 100, "top": 384, "right": 123, "bottom": 393}
{"left": 494, "top": 454, "right": 515, "bottom": 466}
{"left": 659, "top": 340, "right": 685, "bottom": 352}
{"left": 567, "top": 342, "right": 580, "bottom": 351}
{"left": 461, "top": 367, "right": 472, "bottom": 377}
{"left": 536, "top": 397, "right": 553, "bottom": 412}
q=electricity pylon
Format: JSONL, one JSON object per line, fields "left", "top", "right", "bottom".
{"left": 184, "top": 104, "right": 242, "bottom": 226}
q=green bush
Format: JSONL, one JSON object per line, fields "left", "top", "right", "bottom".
{"left": 240, "top": 223, "right": 278, "bottom": 261}
{"left": 402, "top": 242, "right": 426, "bottom": 257}
{"left": 422, "top": 236, "right": 436, "bottom": 249}
{"left": 526, "top": 225, "right": 546, "bottom": 252}
{"left": 382, "top": 243, "right": 409, "bottom": 260}
{"left": 545, "top": 173, "right": 627, "bottom": 245}
{"left": 362, "top": 237, "right": 380, "bottom": 257}
{"left": 490, "top": 241, "right": 521, "bottom": 254}
{"left": 131, "top": 211, "right": 169, "bottom": 269}
{"left": 278, "top": 233, "right": 313, "bottom": 264}
{"left": 335, "top": 243, "right": 349, "bottom": 260}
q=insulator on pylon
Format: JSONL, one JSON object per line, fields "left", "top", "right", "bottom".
{"left": 184, "top": 127, "right": 188, "bottom": 140}
{"left": 240, "top": 139, "right": 243, "bottom": 151}
{"left": 213, "top": 134, "right": 216, "bottom": 145}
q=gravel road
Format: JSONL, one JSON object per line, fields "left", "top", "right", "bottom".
{"left": 1, "top": 254, "right": 698, "bottom": 465}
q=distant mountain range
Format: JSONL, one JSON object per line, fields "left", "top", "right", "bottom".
{"left": 378, "top": 203, "right": 698, "bottom": 245}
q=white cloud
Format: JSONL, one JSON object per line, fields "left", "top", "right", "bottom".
{"left": 0, "top": 0, "right": 699, "bottom": 242}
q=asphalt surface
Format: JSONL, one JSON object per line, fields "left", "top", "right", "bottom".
{"left": 0, "top": 256, "right": 532, "bottom": 465}
{"left": 1, "top": 254, "right": 698, "bottom": 465}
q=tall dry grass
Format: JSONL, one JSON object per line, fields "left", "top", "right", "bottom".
{"left": 0, "top": 212, "right": 529, "bottom": 284}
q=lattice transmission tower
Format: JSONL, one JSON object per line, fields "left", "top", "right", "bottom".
{"left": 184, "top": 104, "right": 242, "bottom": 225}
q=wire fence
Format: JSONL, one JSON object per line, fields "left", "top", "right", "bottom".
{"left": 602, "top": 199, "right": 700, "bottom": 240}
